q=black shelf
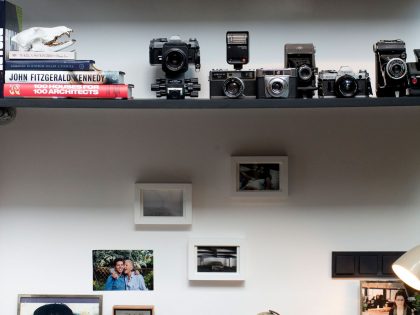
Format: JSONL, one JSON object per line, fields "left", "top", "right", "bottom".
{"left": 2, "top": 97, "right": 420, "bottom": 109}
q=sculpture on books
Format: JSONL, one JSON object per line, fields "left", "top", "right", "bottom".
{"left": 11, "top": 26, "right": 76, "bottom": 52}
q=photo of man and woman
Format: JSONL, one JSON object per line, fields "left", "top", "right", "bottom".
{"left": 92, "top": 250, "right": 153, "bottom": 291}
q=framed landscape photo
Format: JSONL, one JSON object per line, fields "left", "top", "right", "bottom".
{"left": 231, "top": 156, "right": 288, "bottom": 198}
{"left": 113, "top": 305, "right": 154, "bottom": 315}
{"left": 18, "top": 294, "right": 102, "bottom": 315}
{"left": 134, "top": 183, "right": 192, "bottom": 225}
{"left": 188, "top": 238, "right": 246, "bottom": 281}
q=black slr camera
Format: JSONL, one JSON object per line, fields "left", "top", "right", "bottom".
{"left": 318, "top": 66, "right": 372, "bottom": 98}
{"left": 256, "top": 68, "right": 298, "bottom": 99}
{"left": 284, "top": 43, "right": 317, "bottom": 98}
{"left": 149, "top": 36, "right": 200, "bottom": 75}
{"left": 407, "top": 49, "right": 420, "bottom": 96}
{"left": 374, "top": 39, "right": 407, "bottom": 97}
{"left": 209, "top": 31, "right": 257, "bottom": 99}
{"left": 149, "top": 36, "right": 201, "bottom": 99}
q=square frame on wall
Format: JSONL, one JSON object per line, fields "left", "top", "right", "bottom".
{"left": 231, "top": 156, "right": 288, "bottom": 198}
{"left": 188, "top": 238, "right": 246, "bottom": 281}
{"left": 17, "top": 294, "right": 102, "bottom": 315}
{"left": 113, "top": 305, "right": 154, "bottom": 315}
{"left": 134, "top": 183, "right": 192, "bottom": 225}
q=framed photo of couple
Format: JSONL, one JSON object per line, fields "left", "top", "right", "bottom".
{"left": 92, "top": 250, "right": 154, "bottom": 291}
{"left": 231, "top": 156, "right": 288, "bottom": 198}
{"left": 134, "top": 183, "right": 192, "bottom": 226}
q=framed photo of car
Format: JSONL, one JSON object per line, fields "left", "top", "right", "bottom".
{"left": 231, "top": 156, "right": 288, "bottom": 198}
{"left": 134, "top": 183, "right": 192, "bottom": 226}
{"left": 17, "top": 294, "right": 102, "bottom": 315}
{"left": 188, "top": 238, "right": 246, "bottom": 281}
{"left": 113, "top": 305, "right": 154, "bottom": 315}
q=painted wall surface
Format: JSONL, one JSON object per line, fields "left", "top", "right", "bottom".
{"left": 1, "top": 1, "right": 420, "bottom": 315}
{"left": 1, "top": 107, "right": 420, "bottom": 315}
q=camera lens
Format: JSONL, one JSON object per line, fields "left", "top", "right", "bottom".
{"left": 335, "top": 75, "right": 358, "bottom": 98}
{"left": 163, "top": 48, "right": 187, "bottom": 73}
{"left": 272, "top": 81, "right": 283, "bottom": 91}
{"left": 386, "top": 58, "right": 407, "bottom": 80}
{"left": 267, "top": 77, "right": 288, "bottom": 98}
{"left": 223, "top": 77, "right": 245, "bottom": 98}
{"left": 298, "top": 65, "right": 312, "bottom": 81}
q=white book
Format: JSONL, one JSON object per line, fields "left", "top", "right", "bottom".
{"left": 5, "top": 70, "right": 125, "bottom": 84}
{"left": 8, "top": 50, "right": 76, "bottom": 60}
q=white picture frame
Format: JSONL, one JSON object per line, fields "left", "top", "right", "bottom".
{"left": 231, "top": 156, "right": 288, "bottom": 198}
{"left": 188, "top": 238, "right": 246, "bottom": 281}
{"left": 134, "top": 183, "right": 192, "bottom": 225}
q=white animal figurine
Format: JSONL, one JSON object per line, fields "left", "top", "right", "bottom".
{"left": 11, "top": 26, "right": 75, "bottom": 52}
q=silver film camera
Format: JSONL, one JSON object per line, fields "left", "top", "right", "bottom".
{"left": 318, "top": 66, "right": 372, "bottom": 98}
{"left": 256, "top": 68, "right": 298, "bottom": 99}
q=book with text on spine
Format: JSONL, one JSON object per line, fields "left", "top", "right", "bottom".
{"left": 6, "top": 70, "right": 125, "bottom": 84}
{"left": 0, "top": 0, "right": 23, "bottom": 97}
{"left": 4, "top": 83, "right": 134, "bottom": 99}
{"left": 5, "top": 59, "right": 96, "bottom": 71}
{"left": 9, "top": 50, "right": 76, "bottom": 60}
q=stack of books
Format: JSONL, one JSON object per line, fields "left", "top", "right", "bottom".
{"left": 3, "top": 50, "right": 134, "bottom": 99}
{"left": 0, "top": 0, "right": 23, "bottom": 98}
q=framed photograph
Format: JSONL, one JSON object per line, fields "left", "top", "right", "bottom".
{"left": 134, "top": 183, "right": 192, "bottom": 225}
{"left": 113, "top": 305, "right": 154, "bottom": 315}
{"left": 188, "top": 238, "right": 246, "bottom": 281}
{"left": 231, "top": 156, "right": 288, "bottom": 198}
{"left": 360, "top": 280, "right": 411, "bottom": 315}
{"left": 18, "top": 294, "right": 102, "bottom": 315}
{"left": 92, "top": 250, "right": 154, "bottom": 291}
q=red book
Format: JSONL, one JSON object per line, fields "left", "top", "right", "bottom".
{"left": 4, "top": 83, "right": 134, "bottom": 99}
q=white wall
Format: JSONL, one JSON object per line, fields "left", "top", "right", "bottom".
{"left": 1, "top": 107, "right": 420, "bottom": 315}
{"left": 1, "top": 1, "right": 420, "bottom": 315}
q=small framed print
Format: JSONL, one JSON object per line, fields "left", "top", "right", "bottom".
{"left": 231, "top": 156, "right": 288, "bottom": 198}
{"left": 359, "top": 280, "right": 411, "bottom": 315}
{"left": 113, "top": 305, "right": 154, "bottom": 315}
{"left": 18, "top": 294, "right": 102, "bottom": 315}
{"left": 134, "top": 183, "right": 192, "bottom": 225}
{"left": 188, "top": 238, "right": 246, "bottom": 281}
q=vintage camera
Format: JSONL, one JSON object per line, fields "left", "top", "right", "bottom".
{"left": 318, "top": 66, "right": 372, "bottom": 98}
{"left": 209, "top": 70, "right": 256, "bottom": 99}
{"left": 151, "top": 77, "right": 200, "bottom": 99}
{"left": 374, "top": 39, "right": 407, "bottom": 97}
{"left": 226, "top": 31, "right": 249, "bottom": 70}
{"left": 256, "top": 68, "right": 298, "bottom": 99}
{"left": 407, "top": 49, "right": 420, "bottom": 96}
{"left": 209, "top": 31, "right": 255, "bottom": 99}
{"left": 284, "top": 43, "right": 317, "bottom": 98}
{"left": 149, "top": 36, "right": 201, "bottom": 75}
{"left": 149, "top": 35, "right": 201, "bottom": 99}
